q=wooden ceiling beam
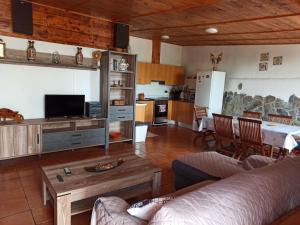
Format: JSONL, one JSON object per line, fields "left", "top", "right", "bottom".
{"left": 152, "top": 38, "right": 161, "bottom": 64}
{"left": 131, "top": 12, "right": 300, "bottom": 32}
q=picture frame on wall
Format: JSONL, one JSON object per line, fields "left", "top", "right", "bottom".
{"left": 260, "top": 52, "right": 269, "bottom": 61}
{"left": 259, "top": 62, "right": 268, "bottom": 71}
{"left": 0, "top": 39, "right": 5, "bottom": 58}
{"left": 273, "top": 56, "right": 283, "bottom": 65}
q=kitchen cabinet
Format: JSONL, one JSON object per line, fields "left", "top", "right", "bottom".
{"left": 27, "top": 125, "right": 41, "bottom": 155}
{"left": 136, "top": 100, "right": 154, "bottom": 122}
{"left": 137, "top": 62, "right": 184, "bottom": 85}
{"left": 168, "top": 100, "right": 194, "bottom": 125}
{"left": 135, "top": 104, "right": 146, "bottom": 122}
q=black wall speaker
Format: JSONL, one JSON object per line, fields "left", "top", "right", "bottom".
{"left": 11, "top": 0, "right": 33, "bottom": 35}
{"left": 114, "top": 23, "right": 129, "bottom": 49}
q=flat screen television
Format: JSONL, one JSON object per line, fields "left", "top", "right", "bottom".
{"left": 45, "top": 95, "right": 85, "bottom": 118}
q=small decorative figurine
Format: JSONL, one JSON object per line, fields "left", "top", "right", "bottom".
{"left": 210, "top": 52, "right": 223, "bottom": 71}
{"left": 0, "top": 38, "right": 5, "bottom": 59}
{"left": 52, "top": 51, "right": 61, "bottom": 64}
{"left": 0, "top": 108, "right": 24, "bottom": 123}
{"left": 118, "top": 58, "right": 129, "bottom": 71}
{"left": 27, "top": 40, "right": 36, "bottom": 61}
{"left": 75, "top": 47, "right": 83, "bottom": 65}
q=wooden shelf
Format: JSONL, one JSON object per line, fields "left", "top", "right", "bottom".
{"left": 110, "top": 87, "right": 133, "bottom": 90}
{"left": 109, "top": 137, "right": 132, "bottom": 143}
{"left": 110, "top": 70, "right": 134, "bottom": 74}
{"left": 0, "top": 49, "right": 99, "bottom": 71}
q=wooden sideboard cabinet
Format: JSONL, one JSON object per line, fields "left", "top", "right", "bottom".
{"left": 0, "top": 125, "right": 28, "bottom": 158}
{"left": 0, "top": 126, "right": 14, "bottom": 158}
{"left": 14, "top": 125, "right": 28, "bottom": 156}
{"left": 0, "top": 117, "right": 107, "bottom": 160}
{"left": 28, "top": 125, "right": 41, "bottom": 155}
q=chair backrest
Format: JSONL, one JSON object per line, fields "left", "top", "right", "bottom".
{"left": 243, "top": 111, "right": 263, "bottom": 119}
{"left": 268, "top": 114, "right": 293, "bottom": 125}
{"left": 194, "top": 106, "right": 208, "bottom": 127}
{"left": 238, "top": 117, "right": 263, "bottom": 146}
{"left": 213, "top": 113, "right": 235, "bottom": 139}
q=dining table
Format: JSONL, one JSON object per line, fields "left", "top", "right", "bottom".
{"left": 199, "top": 117, "right": 300, "bottom": 152}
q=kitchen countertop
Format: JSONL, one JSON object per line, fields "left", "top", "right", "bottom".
{"left": 136, "top": 98, "right": 194, "bottom": 103}
{"left": 169, "top": 99, "right": 195, "bottom": 103}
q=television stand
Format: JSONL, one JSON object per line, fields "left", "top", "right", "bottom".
{"left": 0, "top": 117, "right": 108, "bottom": 160}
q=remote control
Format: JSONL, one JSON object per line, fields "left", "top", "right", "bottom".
{"left": 56, "top": 174, "right": 64, "bottom": 182}
{"left": 64, "top": 167, "right": 72, "bottom": 175}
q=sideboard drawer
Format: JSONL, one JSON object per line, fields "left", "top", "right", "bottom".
{"left": 109, "top": 113, "right": 133, "bottom": 122}
{"left": 110, "top": 106, "right": 133, "bottom": 115}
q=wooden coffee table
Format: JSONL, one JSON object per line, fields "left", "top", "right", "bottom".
{"left": 41, "top": 152, "right": 161, "bottom": 225}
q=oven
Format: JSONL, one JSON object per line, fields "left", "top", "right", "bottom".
{"left": 153, "top": 99, "right": 168, "bottom": 125}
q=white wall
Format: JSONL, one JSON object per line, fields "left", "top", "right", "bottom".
{"left": 129, "top": 36, "right": 183, "bottom": 98}
{"left": 0, "top": 36, "right": 100, "bottom": 119}
{"left": 182, "top": 45, "right": 300, "bottom": 101}
{"left": 0, "top": 35, "right": 182, "bottom": 119}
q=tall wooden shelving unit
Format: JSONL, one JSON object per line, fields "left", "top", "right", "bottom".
{"left": 100, "top": 51, "right": 137, "bottom": 148}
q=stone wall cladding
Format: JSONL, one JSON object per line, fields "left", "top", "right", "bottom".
{"left": 222, "top": 92, "right": 300, "bottom": 125}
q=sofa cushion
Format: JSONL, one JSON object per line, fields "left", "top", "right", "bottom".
{"left": 178, "top": 151, "right": 245, "bottom": 178}
{"left": 150, "top": 156, "right": 300, "bottom": 225}
{"left": 90, "top": 196, "right": 146, "bottom": 225}
{"left": 242, "top": 155, "right": 276, "bottom": 170}
{"left": 127, "top": 197, "right": 173, "bottom": 221}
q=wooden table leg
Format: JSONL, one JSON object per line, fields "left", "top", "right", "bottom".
{"left": 55, "top": 194, "right": 71, "bottom": 225}
{"left": 152, "top": 171, "right": 161, "bottom": 197}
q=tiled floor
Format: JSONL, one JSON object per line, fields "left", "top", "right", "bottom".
{"left": 0, "top": 125, "right": 203, "bottom": 225}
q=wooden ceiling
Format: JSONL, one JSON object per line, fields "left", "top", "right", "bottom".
{"left": 26, "top": 0, "right": 300, "bottom": 46}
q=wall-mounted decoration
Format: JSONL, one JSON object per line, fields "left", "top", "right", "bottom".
{"left": 26, "top": 40, "right": 36, "bottom": 61}
{"left": 238, "top": 83, "right": 243, "bottom": 90}
{"left": 92, "top": 50, "right": 102, "bottom": 67}
{"left": 52, "top": 51, "right": 61, "bottom": 64}
{"left": 0, "top": 39, "right": 5, "bottom": 58}
{"left": 259, "top": 62, "right": 268, "bottom": 71}
{"left": 260, "top": 52, "right": 269, "bottom": 61}
{"left": 210, "top": 52, "right": 223, "bottom": 71}
{"left": 273, "top": 56, "right": 283, "bottom": 65}
{"left": 75, "top": 47, "right": 83, "bottom": 65}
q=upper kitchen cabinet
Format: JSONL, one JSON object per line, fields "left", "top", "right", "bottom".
{"left": 137, "top": 62, "right": 184, "bottom": 85}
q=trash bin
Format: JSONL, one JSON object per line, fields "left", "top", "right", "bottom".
{"left": 135, "top": 122, "right": 148, "bottom": 142}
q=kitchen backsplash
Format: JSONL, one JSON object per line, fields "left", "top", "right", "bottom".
{"left": 136, "top": 82, "right": 173, "bottom": 98}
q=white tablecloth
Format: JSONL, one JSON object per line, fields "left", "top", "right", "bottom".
{"left": 199, "top": 117, "right": 300, "bottom": 152}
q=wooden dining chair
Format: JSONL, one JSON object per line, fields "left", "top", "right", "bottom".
{"left": 193, "top": 105, "right": 214, "bottom": 148}
{"left": 268, "top": 114, "right": 293, "bottom": 125}
{"left": 238, "top": 117, "right": 273, "bottom": 159}
{"left": 213, "top": 113, "right": 238, "bottom": 157}
{"left": 243, "top": 111, "right": 263, "bottom": 119}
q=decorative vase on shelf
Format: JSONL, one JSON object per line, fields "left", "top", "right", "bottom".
{"left": 118, "top": 58, "right": 129, "bottom": 71}
{"left": 75, "top": 47, "right": 83, "bottom": 65}
{"left": 27, "top": 40, "right": 36, "bottom": 61}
